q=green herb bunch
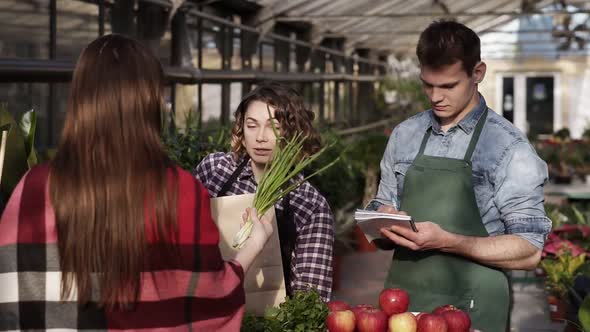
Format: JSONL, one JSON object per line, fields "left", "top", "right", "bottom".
{"left": 241, "top": 289, "right": 329, "bottom": 332}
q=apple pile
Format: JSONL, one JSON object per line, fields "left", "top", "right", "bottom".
{"left": 325, "top": 288, "right": 472, "bottom": 332}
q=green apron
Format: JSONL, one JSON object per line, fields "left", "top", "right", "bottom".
{"left": 384, "top": 110, "right": 510, "bottom": 331}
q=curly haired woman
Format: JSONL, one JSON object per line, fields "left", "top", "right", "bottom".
{"left": 194, "top": 81, "right": 334, "bottom": 301}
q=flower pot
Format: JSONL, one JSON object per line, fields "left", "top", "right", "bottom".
{"left": 546, "top": 295, "right": 567, "bottom": 321}
{"left": 353, "top": 225, "right": 377, "bottom": 252}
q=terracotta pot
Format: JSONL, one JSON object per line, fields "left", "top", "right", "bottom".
{"left": 546, "top": 295, "right": 567, "bottom": 321}
{"left": 332, "top": 255, "right": 342, "bottom": 291}
{"left": 353, "top": 225, "right": 377, "bottom": 252}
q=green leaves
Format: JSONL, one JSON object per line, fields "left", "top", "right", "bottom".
{"left": 162, "top": 126, "right": 230, "bottom": 171}
{"left": 19, "top": 109, "right": 38, "bottom": 167}
{"left": 0, "top": 106, "right": 38, "bottom": 201}
{"left": 241, "top": 289, "right": 328, "bottom": 332}
{"left": 541, "top": 249, "right": 586, "bottom": 298}
{"left": 271, "top": 289, "right": 329, "bottom": 332}
{"left": 580, "top": 294, "right": 590, "bottom": 332}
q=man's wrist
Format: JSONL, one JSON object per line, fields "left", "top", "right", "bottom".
{"left": 440, "top": 231, "right": 464, "bottom": 253}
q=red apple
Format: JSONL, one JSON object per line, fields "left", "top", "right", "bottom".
{"left": 441, "top": 310, "right": 471, "bottom": 332}
{"left": 357, "top": 309, "right": 388, "bottom": 332}
{"left": 388, "top": 312, "right": 418, "bottom": 332}
{"left": 417, "top": 313, "right": 448, "bottom": 332}
{"left": 379, "top": 288, "right": 410, "bottom": 316}
{"left": 415, "top": 312, "right": 427, "bottom": 322}
{"left": 327, "top": 300, "right": 351, "bottom": 312}
{"left": 432, "top": 304, "right": 457, "bottom": 315}
{"left": 326, "top": 310, "right": 356, "bottom": 332}
{"left": 351, "top": 304, "right": 375, "bottom": 318}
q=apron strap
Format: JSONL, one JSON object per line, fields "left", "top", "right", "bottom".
{"left": 462, "top": 109, "right": 488, "bottom": 162}
{"left": 417, "top": 128, "right": 432, "bottom": 157}
{"left": 277, "top": 192, "right": 297, "bottom": 297}
{"left": 218, "top": 156, "right": 250, "bottom": 196}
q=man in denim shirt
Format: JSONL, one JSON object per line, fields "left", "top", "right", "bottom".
{"left": 367, "top": 21, "right": 551, "bottom": 330}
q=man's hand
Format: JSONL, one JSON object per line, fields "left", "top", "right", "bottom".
{"left": 379, "top": 221, "right": 542, "bottom": 270}
{"left": 380, "top": 221, "right": 451, "bottom": 251}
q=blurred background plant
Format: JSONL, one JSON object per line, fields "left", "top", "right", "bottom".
{"left": 535, "top": 127, "right": 590, "bottom": 184}
{"left": 0, "top": 105, "right": 38, "bottom": 212}
{"left": 541, "top": 247, "right": 586, "bottom": 299}
{"left": 161, "top": 109, "right": 230, "bottom": 171}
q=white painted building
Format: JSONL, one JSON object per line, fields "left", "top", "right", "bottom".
{"left": 478, "top": 11, "right": 590, "bottom": 138}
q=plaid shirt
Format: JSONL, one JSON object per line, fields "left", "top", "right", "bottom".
{"left": 0, "top": 164, "right": 246, "bottom": 331}
{"left": 194, "top": 152, "right": 334, "bottom": 301}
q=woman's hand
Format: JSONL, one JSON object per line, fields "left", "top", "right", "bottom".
{"left": 243, "top": 207, "right": 273, "bottom": 251}
{"left": 235, "top": 207, "right": 274, "bottom": 272}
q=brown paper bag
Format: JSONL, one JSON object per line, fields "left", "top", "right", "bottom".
{"left": 210, "top": 193, "right": 286, "bottom": 316}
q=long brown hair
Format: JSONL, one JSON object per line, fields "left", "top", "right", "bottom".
{"left": 49, "top": 34, "right": 177, "bottom": 309}
{"left": 231, "top": 81, "right": 322, "bottom": 157}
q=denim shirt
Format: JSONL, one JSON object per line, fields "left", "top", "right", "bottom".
{"left": 367, "top": 95, "right": 551, "bottom": 250}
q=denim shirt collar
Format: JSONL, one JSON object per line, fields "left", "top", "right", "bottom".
{"left": 430, "top": 94, "right": 487, "bottom": 135}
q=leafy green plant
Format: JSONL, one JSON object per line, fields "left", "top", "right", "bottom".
{"left": 580, "top": 294, "right": 590, "bottom": 332}
{"left": 375, "top": 76, "right": 429, "bottom": 119}
{"left": 346, "top": 133, "right": 389, "bottom": 206}
{"left": 241, "top": 289, "right": 329, "bottom": 332}
{"left": 572, "top": 205, "right": 589, "bottom": 226}
{"left": 555, "top": 128, "right": 571, "bottom": 141}
{"left": 0, "top": 105, "right": 38, "bottom": 204}
{"left": 546, "top": 204, "right": 569, "bottom": 229}
{"left": 161, "top": 110, "right": 230, "bottom": 171}
{"left": 267, "top": 289, "right": 329, "bottom": 332}
{"left": 308, "top": 131, "right": 364, "bottom": 210}
{"left": 541, "top": 247, "right": 586, "bottom": 298}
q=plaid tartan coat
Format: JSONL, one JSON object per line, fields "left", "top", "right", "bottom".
{"left": 0, "top": 164, "right": 246, "bottom": 331}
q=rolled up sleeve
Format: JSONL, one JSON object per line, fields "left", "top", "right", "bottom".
{"left": 493, "top": 141, "right": 552, "bottom": 249}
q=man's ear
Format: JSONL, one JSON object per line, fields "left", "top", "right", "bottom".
{"left": 472, "top": 61, "right": 486, "bottom": 84}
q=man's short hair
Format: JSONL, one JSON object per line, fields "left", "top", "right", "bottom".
{"left": 416, "top": 20, "right": 481, "bottom": 75}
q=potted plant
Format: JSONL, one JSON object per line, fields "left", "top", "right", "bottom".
{"left": 541, "top": 246, "right": 586, "bottom": 321}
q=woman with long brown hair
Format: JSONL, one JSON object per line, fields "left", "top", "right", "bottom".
{"left": 194, "top": 81, "right": 334, "bottom": 302}
{"left": 0, "top": 34, "right": 272, "bottom": 331}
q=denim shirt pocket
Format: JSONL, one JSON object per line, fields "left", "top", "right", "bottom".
{"left": 394, "top": 161, "right": 412, "bottom": 199}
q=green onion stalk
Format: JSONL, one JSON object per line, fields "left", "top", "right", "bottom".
{"left": 232, "top": 112, "right": 339, "bottom": 249}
